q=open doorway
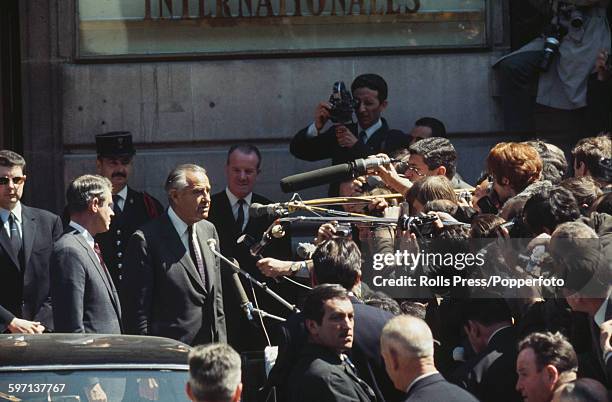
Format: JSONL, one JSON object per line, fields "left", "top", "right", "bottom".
{"left": 0, "top": 0, "right": 23, "bottom": 152}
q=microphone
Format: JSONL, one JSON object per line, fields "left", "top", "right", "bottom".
{"left": 249, "top": 203, "right": 288, "bottom": 218}
{"left": 280, "top": 157, "right": 395, "bottom": 193}
{"left": 232, "top": 270, "right": 254, "bottom": 321}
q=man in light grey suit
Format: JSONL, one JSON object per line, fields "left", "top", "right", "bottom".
{"left": 122, "top": 164, "right": 226, "bottom": 345}
{"left": 51, "top": 174, "right": 122, "bottom": 334}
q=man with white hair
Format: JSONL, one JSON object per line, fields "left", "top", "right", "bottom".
{"left": 186, "top": 343, "right": 242, "bottom": 402}
{"left": 380, "top": 315, "right": 478, "bottom": 402}
{"left": 122, "top": 164, "right": 226, "bottom": 345}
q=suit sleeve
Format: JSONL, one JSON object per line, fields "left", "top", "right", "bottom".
{"left": 0, "top": 306, "right": 16, "bottom": 332}
{"left": 51, "top": 214, "right": 63, "bottom": 241}
{"left": 212, "top": 227, "right": 227, "bottom": 342}
{"left": 290, "top": 126, "right": 338, "bottom": 161}
{"left": 51, "top": 247, "right": 86, "bottom": 333}
{"left": 122, "top": 231, "right": 154, "bottom": 335}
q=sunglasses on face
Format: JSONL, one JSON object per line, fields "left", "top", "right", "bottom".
{"left": 0, "top": 176, "right": 25, "bottom": 185}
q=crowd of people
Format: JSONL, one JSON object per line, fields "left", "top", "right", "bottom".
{"left": 0, "top": 68, "right": 611, "bottom": 402}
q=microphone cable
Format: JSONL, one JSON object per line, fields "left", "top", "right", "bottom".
{"left": 248, "top": 279, "right": 271, "bottom": 347}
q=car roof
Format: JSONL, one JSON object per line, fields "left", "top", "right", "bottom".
{"left": 0, "top": 334, "right": 190, "bottom": 370}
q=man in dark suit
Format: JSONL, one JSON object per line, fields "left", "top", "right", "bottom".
{"left": 549, "top": 221, "right": 612, "bottom": 388}
{"left": 381, "top": 315, "right": 479, "bottom": 402}
{"left": 287, "top": 284, "right": 376, "bottom": 402}
{"left": 208, "top": 144, "right": 278, "bottom": 350}
{"left": 122, "top": 164, "right": 226, "bottom": 345}
{"left": 94, "top": 132, "right": 164, "bottom": 288}
{"left": 264, "top": 238, "right": 403, "bottom": 402}
{"left": 0, "top": 150, "right": 63, "bottom": 334}
{"left": 450, "top": 299, "right": 521, "bottom": 402}
{"left": 51, "top": 174, "right": 122, "bottom": 334}
{"left": 290, "top": 73, "right": 409, "bottom": 196}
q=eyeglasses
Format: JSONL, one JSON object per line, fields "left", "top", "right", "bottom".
{"left": 0, "top": 176, "right": 25, "bottom": 185}
{"left": 405, "top": 166, "right": 425, "bottom": 177}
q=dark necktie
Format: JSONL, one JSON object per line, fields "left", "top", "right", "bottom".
{"left": 112, "top": 194, "right": 122, "bottom": 216}
{"left": 8, "top": 213, "right": 22, "bottom": 255}
{"left": 236, "top": 199, "right": 246, "bottom": 233}
{"left": 188, "top": 225, "right": 207, "bottom": 289}
{"left": 359, "top": 131, "right": 368, "bottom": 144}
{"left": 341, "top": 354, "right": 376, "bottom": 400}
{"left": 93, "top": 242, "right": 113, "bottom": 283}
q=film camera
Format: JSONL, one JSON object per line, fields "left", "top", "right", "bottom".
{"left": 328, "top": 81, "right": 359, "bottom": 125}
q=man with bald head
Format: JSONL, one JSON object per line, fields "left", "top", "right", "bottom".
{"left": 380, "top": 315, "right": 478, "bottom": 402}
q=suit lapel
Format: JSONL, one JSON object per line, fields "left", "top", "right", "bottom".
{"left": 21, "top": 206, "right": 37, "bottom": 269}
{"left": 220, "top": 192, "right": 242, "bottom": 236}
{"left": 196, "top": 222, "right": 214, "bottom": 293}
{"left": 160, "top": 214, "right": 207, "bottom": 294}
{"left": 72, "top": 233, "right": 121, "bottom": 317}
{"left": 0, "top": 220, "right": 20, "bottom": 269}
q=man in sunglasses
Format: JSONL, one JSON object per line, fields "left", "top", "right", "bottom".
{"left": 0, "top": 150, "right": 63, "bottom": 334}
{"left": 94, "top": 132, "right": 164, "bottom": 288}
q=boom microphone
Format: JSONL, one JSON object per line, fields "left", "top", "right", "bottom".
{"left": 249, "top": 203, "right": 288, "bottom": 218}
{"left": 280, "top": 157, "right": 395, "bottom": 193}
{"left": 232, "top": 271, "right": 254, "bottom": 321}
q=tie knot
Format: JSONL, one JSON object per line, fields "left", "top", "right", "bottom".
{"left": 359, "top": 131, "right": 368, "bottom": 143}
{"left": 8, "top": 212, "right": 17, "bottom": 223}
{"left": 237, "top": 198, "right": 246, "bottom": 206}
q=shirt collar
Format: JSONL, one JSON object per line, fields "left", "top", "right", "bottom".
{"left": 225, "top": 187, "right": 253, "bottom": 207}
{"left": 0, "top": 201, "right": 22, "bottom": 223}
{"left": 168, "top": 206, "right": 189, "bottom": 238}
{"left": 405, "top": 371, "right": 439, "bottom": 394}
{"left": 69, "top": 220, "right": 95, "bottom": 249}
{"left": 358, "top": 119, "right": 383, "bottom": 141}
{"left": 594, "top": 295, "right": 610, "bottom": 327}
{"left": 116, "top": 185, "right": 128, "bottom": 200}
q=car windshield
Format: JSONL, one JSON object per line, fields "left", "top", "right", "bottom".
{"left": 0, "top": 369, "right": 189, "bottom": 401}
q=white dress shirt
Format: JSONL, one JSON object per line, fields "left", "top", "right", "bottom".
{"left": 0, "top": 201, "right": 22, "bottom": 240}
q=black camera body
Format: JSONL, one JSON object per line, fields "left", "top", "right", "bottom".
{"left": 328, "top": 81, "right": 358, "bottom": 125}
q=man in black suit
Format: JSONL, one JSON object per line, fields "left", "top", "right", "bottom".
{"left": 0, "top": 150, "right": 62, "bottom": 334}
{"left": 264, "top": 238, "right": 403, "bottom": 402}
{"left": 94, "top": 132, "right": 164, "bottom": 288}
{"left": 549, "top": 221, "right": 611, "bottom": 388}
{"left": 515, "top": 332, "right": 578, "bottom": 402}
{"left": 208, "top": 144, "right": 280, "bottom": 351}
{"left": 381, "top": 315, "right": 479, "bottom": 402}
{"left": 287, "top": 284, "right": 376, "bottom": 402}
{"left": 51, "top": 174, "right": 122, "bottom": 334}
{"left": 290, "top": 73, "right": 409, "bottom": 196}
{"left": 122, "top": 164, "right": 226, "bottom": 345}
{"left": 601, "top": 320, "right": 612, "bottom": 384}
{"left": 450, "top": 299, "right": 521, "bottom": 402}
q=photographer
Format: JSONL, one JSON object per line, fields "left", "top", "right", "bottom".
{"left": 289, "top": 73, "right": 409, "bottom": 196}
{"left": 494, "top": 0, "right": 611, "bottom": 133}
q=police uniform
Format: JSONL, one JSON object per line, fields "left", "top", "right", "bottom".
{"left": 93, "top": 132, "right": 164, "bottom": 288}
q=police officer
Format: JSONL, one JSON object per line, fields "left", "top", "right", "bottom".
{"left": 95, "top": 132, "right": 164, "bottom": 287}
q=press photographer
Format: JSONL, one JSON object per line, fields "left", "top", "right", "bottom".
{"left": 494, "top": 0, "right": 611, "bottom": 133}
{"left": 289, "top": 73, "right": 409, "bottom": 196}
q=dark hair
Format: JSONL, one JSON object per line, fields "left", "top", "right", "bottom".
{"left": 227, "top": 144, "right": 262, "bottom": 170}
{"left": 560, "top": 176, "right": 603, "bottom": 210}
{"left": 571, "top": 135, "right": 611, "bottom": 176}
{"left": 0, "top": 150, "right": 26, "bottom": 173}
{"left": 461, "top": 299, "right": 512, "bottom": 326}
{"left": 524, "top": 186, "right": 580, "bottom": 234}
{"left": 414, "top": 117, "right": 447, "bottom": 138}
{"left": 303, "top": 284, "right": 349, "bottom": 325}
{"left": 312, "top": 238, "right": 362, "bottom": 291}
{"left": 518, "top": 332, "right": 578, "bottom": 374}
{"left": 399, "top": 301, "right": 427, "bottom": 320}
{"left": 423, "top": 199, "right": 459, "bottom": 215}
{"left": 524, "top": 140, "right": 568, "bottom": 185}
{"left": 351, "top": 73, "right": 388, "bottom": 102}
{"left": 470, "top": 214, "right": 506, "bottom": 238}
{"left": 408, "top": 137, "right": 457, "bottom": 179}
{"left": 364, "top": 292, "right": 401, "bottom": 315}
